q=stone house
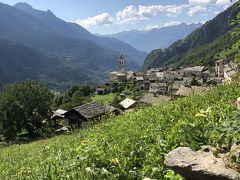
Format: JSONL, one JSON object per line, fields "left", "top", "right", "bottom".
{"left": 158, "top": 83, "right": 168, "bottom": 94}
{"left": 149, "top": 83, "right": 168, "bottom": 95}
{"left": 96, "top": 87, "right": 106, "bottom": 95}
{"left": 116, "top": 73, "right": 127, "bottom": 82}
{"left": 143, "top": 80, "right": 150, "bottom": 90}
{"left": 163, "top": 70, "right": 175, "bottom": 82}
{"left": 215, "top": 59, "right": 224, "bottom": 77}
{"left": 63, "top": 103, "right": 116, "bottom": 129}
{"left": 183, "top": 66, "right": 205, "bottom": 77}
{"left": 50, "top": 109, "right": 67, "bottom": 127}
{"left": 134, "top": 76, "right": 144, "bottom": 88}
{"left": 224, "top": 62, "right": 238, "bottom": 82}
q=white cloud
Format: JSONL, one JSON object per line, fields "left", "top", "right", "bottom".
{"left": 201, "top": 20, "right": 207, "bottom": 24}
{"left": 74, "top": 0, "right": 233, "bottom": 29}
{"left": 116, "top": 4, "right": 185, "bottom": 24}
{"left": 76, "top": 13, "right": 113, "bottom": 28}
{"left": 188, "top": 5, "right": 207, "bottom": 16}
{"left": 216, "top": 0, "right": 231, "bottom": 5}
{"left": 189, "top": 0, "right": 231, "bottom": 5}
{"left": 164, "top": 21, "right": 181, "bottom": 27}
{"left": 75, "top": 4, "right": 186, "bottom": 27}
{"left": 145, "top": 25, "right": 161, "bottom": 31}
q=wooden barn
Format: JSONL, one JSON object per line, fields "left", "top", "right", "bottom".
{"left": 64, "top": 102, "right": 117, "bottom": 128}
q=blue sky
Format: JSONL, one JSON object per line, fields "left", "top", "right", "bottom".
{"left": 0, "top": 0, "right": 234, "bottom": 34}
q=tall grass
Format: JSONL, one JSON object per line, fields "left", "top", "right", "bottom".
{"left": 0, "top": 82, "right": 240, "bottom": 179}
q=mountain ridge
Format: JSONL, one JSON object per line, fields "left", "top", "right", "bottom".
{"left": 0, "top": 2, "right": 145, "bottom": 89}
{"left": 13, "top": 2, "right": 147, "bottom": 65}
{"left": 106, "top": 23, "right": 202, "bottom": 52}
{"left": 143, "top": 4, "right": 239, "bottom": 70}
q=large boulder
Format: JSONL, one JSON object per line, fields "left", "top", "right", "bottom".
{"left": 164, "top": 147, "right": 240, "bottom": 180}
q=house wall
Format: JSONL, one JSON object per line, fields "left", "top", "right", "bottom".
{"left": 215, "top": 61, "right": 224, "bottom": 77}
{"left": 65, "top": 111, "right": 86, "bottom": 128}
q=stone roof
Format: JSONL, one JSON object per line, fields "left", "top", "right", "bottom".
{"left": 73, "top": 102, "right": 111, "bottom": 119}
{"left": 184, "top": 66, "right": 205, "bottom": 72}
{"left": 139, "top": 93, "right": 171, "bottom": 105}
{"left": 158, "top": 83, "right": 167, "bottom": 87}
{"left": 51, "top": 109, "right": 67, "bottom": 119}
{"left": 135, "top": 77, "right": 144, "bottom": 81}
{"left": 175, "top": 86, "right": 193, "bottom": 96}
{"left": 225, "top": 70, "right": 237, "bottom": 77}
{"left": 116, "top": 73, "right": 126, "bottom": 77}
{"left": 150, "top": 83, "right": 159, "bottom": 87}
{"left": 175, "top": 86, "right": 210, "bottom": 96}
{"left": 119, "top": 98, "right": 136, "bottom": 109}
{"left": 216, "top": 59, "right": 224, "bottom": 63}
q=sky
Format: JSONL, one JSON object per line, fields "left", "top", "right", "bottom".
{"left": 0, "top": 0, "right": 235, "bottom": 35}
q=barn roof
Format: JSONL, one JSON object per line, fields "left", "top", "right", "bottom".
{"left": 175, "top": 86, "right": 210, "bottom": 96}
{"left": 135, "top": 77, "right": 144, "bottom": 81}
{"left": 51, "top": 109, "right": 67, "bottom": 119}
{"left": 119, "top": 98, "right": 136, "bottom": 109}
{"left": 73, "top": 102, "right": 111, "bottom": 119}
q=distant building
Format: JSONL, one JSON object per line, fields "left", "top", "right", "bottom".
{"left": 175, "top": 86, "right": 210, "bottom": 96}
{"left": 163, "top": 70, "right": 175, "bottom": 82}
{"left": 223, "top": 62, "right": 238, "bottom": 82}
{"left": 126, "top": 71, "right": 135, "bottom": 81}
{"left": 215, "top": 60, "right": 224, "bottom": 77}
{"left": 50, "top": 109, "right": 67, "bottom": 127}
{"left": 64, "top": 103, "right": 114, "bottom": 128}
{"left": 149, "top": 83, "right": 160, "bottom": 95}
{"left": 159, "top": 83, "right": 168, "bottom": 94}
{"left": 143, "top": 80, "right": 150, "bottom": 90}
{"left": 119, "top": 54, "right": 125, "bottom": 73}
{"left": 116, "top": 73, "right": 127, "bottom": 82}
{"left": 119, "top": 98, "right": 137, "bottom": 110}
{"left": 183, "top": 66, "right": 205, "bottom": 77}
{"left": 110, "top": 71, "right": 118, "bottom": 81}
{"left": 134, "top": 76, "right": 144, "bottom": 89}
{"left": 149, "top": 83, "right": 168, "bottom": 95}
{"left": 96, "top": 87, "right": 106, "bottom": 95}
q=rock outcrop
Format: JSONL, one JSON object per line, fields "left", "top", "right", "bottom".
{"left": 164, "top": 147, "right": 240, "bottom": 180}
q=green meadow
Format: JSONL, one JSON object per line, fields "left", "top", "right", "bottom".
{"left": 0, "top": 81, "right": 240, "bottom": 179}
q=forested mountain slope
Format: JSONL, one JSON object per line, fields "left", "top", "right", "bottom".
{"left": 143, "top": 4, "right": 240, "bottom": 70}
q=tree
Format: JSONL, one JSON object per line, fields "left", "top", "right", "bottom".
{"left": 0, "top": 81, "right": 53, "bottom": 140}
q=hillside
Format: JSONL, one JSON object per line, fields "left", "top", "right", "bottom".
{"left": 143, "top": 4, "right": 240, "bottom": 70}
{"left": 107, "top": 23, "right": 202, "bottom": 52}
{"left": 0, "top": 2, "right": 145, "bottom": 88}
{"left": 0, "top": 39, "right": 57, "bottom": 85}
{"left": 0, "top": 80, "right": 239, "bottom": 179}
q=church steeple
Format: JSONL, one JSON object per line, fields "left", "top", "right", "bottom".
{"left": 119, "top": 54, "right": 125, "bottom": 73}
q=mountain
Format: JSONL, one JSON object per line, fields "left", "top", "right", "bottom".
{"left": 0, "top": 2, "right": 146, "bottom": 89}
{"left": 0, "top": 39, "right": 56, "bottom": 85}
{"left": 143, "top": 4, "right": 240, "bottom": 70}
{"left": 14, "top": 3, "right": 147, "bottom": 65}
{"left": 107, "top": 23, "right": 202, "bottom": 52}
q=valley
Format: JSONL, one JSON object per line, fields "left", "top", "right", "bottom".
{"left": 0, "top": 1, "right": 239, "bottom": 179}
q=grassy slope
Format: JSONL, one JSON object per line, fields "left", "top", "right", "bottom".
{"left": 0, "top": 81, "right": 240, "bottom": 179}
{"left": 91, "top": 93, "right": 115, "bottom": 105}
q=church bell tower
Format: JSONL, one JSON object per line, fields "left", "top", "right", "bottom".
{"left": 119, "top": 54, "right": 125, "bottom": 73}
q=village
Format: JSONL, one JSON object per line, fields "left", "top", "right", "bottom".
{"left": 50, "top": 54, "right": 239, "bottom": 132}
